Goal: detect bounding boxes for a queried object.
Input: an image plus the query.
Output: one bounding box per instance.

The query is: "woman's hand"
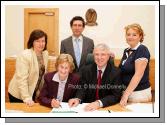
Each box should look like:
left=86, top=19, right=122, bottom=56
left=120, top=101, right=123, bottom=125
left=51, top=99, right=61, bottom=108
left=25, top=100, right=34, bottom=107
left=120, top=92, right=129, bottom=107
left=68, top=98, right=80, bottom=107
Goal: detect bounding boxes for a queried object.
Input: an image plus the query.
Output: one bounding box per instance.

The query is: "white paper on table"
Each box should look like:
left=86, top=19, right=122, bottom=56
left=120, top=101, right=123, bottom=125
left=51, top=102, right=108, bottom=113
left=126, top=103, right=153, bottom=113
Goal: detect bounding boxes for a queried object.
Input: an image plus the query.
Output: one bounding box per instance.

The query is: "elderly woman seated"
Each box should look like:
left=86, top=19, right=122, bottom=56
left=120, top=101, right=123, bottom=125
left=38, top=54, right=80, bottom=108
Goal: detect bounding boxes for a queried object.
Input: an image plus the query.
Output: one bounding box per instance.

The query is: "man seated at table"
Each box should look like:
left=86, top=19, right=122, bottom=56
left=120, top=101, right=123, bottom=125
left=68, top=43, right=122, bottom=111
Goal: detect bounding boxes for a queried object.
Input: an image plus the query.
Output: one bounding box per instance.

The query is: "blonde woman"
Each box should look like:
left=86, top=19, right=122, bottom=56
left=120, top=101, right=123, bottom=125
left=39, top=54, right=80, bottom=108
left=8, top=29, right=48, bottom=106
left=119, top=23, right=152, bottom=106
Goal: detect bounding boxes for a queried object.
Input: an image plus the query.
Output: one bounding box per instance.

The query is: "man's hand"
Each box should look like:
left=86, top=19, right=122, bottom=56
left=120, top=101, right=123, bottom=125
left=84, top=101, right=100, bottom=112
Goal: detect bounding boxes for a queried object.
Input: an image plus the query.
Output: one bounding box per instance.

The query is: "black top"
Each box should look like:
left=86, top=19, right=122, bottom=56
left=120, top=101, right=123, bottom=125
left=119, top=44, right=150, bottom=91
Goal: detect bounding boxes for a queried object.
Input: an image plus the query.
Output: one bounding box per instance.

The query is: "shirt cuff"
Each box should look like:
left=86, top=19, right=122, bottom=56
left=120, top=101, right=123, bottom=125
left=97, top=100, right=103, bottom=107
left=74, top=98, right=82, bottom=104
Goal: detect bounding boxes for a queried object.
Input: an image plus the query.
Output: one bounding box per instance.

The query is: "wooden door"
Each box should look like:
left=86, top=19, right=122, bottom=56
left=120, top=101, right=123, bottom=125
left=24, top=8, right=59, bottom=56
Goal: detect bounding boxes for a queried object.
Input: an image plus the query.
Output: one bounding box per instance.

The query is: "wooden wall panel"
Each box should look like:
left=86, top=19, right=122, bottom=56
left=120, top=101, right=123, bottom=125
left=5, top=58, right=16, bottom=102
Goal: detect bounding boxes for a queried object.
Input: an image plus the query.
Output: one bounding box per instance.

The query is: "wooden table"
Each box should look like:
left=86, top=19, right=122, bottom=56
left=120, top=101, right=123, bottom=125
left=5, top=103, right=130, bottom=113
left=6, top=103, right=52, bottom=113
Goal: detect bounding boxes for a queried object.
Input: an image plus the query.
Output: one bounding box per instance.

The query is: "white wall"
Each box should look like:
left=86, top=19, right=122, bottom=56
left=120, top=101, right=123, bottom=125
left=5, top=5, right=155, bottom=59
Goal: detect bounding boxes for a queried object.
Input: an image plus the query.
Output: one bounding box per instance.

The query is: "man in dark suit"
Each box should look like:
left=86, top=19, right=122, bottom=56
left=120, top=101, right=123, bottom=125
left=68, top=44, right=122, bottom=111
left=60, top=16, right=94, bottom=74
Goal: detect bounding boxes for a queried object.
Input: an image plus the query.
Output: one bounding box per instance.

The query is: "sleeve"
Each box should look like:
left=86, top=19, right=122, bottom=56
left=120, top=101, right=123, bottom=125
left=100, top=69, right=122, bottom=107
left=90, top=39, right=94, bottom=53
left=134, top=46, right=150, bottom=62
left=69, top=75, right=80, bottom=99
left=15, top=54, right=32, bottom=102
left=74, top=69, right=87, bottom=101
left=38, top=74, right=52, bottom=107
left=43, top=50, right=49, bottom=73
left=60, top=41, right=65, bottom=54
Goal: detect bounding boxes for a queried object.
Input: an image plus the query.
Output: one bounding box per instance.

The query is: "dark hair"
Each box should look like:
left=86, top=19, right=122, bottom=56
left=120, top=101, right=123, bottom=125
left=27, top=29, right=47, bottom=50
left=70, top=16, right=85, bottom=28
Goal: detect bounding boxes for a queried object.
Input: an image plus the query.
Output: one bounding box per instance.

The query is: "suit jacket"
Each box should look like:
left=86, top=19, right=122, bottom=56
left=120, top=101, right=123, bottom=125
left=75, top=60, right=122, bottom=107
left=60, top=35, right=94, bottom=73
left=8, top=49, right=48, bottom=102
left=39, top=71, right=80, bottom=107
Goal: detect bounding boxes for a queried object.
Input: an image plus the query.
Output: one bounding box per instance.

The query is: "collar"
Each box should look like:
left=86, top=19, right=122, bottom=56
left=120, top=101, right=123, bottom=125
left=52, top=72, right=68, bottom=84
left=97, top=64, right=107, bottom=74
left=72, top=35, right=83, bottom=42
left=128, top=42, right=141, bottom=50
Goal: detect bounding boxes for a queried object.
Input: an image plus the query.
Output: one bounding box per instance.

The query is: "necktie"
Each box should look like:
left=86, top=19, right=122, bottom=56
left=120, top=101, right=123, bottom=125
left=74, top=38, right=81, bottom=67
left=126, top=48, right=135, bottom=55
left=96, top=70, right=102, bottom=100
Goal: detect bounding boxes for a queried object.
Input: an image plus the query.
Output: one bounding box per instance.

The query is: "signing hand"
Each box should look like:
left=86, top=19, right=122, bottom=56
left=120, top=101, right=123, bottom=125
left=51, top=99, right=61, bottom=108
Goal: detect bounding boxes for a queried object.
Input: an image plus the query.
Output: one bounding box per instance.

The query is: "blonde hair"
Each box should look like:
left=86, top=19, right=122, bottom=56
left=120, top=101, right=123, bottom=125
left=124, top=23, right=145, bottom=42
left=55, top=54, right=75, bottom=73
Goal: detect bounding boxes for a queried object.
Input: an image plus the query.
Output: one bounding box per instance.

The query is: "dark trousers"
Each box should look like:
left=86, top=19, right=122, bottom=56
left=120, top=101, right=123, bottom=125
left=8, top=93, right=23, bottom=103
left=8, top=92, right=37, bottom=102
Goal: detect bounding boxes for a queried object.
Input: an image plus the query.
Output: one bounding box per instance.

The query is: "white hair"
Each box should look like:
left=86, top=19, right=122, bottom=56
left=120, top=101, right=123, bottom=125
left=93, top=43, right=111, bottom=54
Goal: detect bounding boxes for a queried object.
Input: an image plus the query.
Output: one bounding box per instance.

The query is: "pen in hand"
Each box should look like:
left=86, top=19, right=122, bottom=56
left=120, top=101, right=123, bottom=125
left=55, top=98, right=62, bottom=108
left=52, top=96, right=62, bottom=108
left=58, top=103, right=62, bottom=108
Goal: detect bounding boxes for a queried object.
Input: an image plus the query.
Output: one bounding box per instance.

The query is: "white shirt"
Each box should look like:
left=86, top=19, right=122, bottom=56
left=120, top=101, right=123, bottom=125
left=52, top=72, right=68, bottom=102
left=97, top=65, right=107, bottom=78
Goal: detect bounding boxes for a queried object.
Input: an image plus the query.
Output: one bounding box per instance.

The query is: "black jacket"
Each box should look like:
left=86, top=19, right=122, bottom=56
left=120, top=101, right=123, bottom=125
left=75, top=60, right=122, bottom=107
